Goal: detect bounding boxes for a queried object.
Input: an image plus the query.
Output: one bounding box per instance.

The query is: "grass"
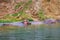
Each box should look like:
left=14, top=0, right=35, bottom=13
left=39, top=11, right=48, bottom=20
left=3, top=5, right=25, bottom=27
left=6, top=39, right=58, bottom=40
left=0, top=19, right=12, bottom=23
left=0, top=0, right=33, bottom=23
left=38, top=10, right=46, bottom=20
left=0, top=0, right=46, bottom=23
left=23, top=0, right=32, bottom=10
left=14, top=0, right=32, bottom=10
left=0, top=10, right=33, bottom=23
left=0, top=18, right=22, bottom=23
left=15, top=2, right=24, bottom=10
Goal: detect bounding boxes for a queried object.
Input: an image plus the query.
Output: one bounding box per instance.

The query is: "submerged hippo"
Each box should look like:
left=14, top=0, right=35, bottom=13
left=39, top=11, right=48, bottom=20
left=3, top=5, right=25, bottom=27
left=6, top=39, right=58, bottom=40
left=22, top=20, right=31, bottom=25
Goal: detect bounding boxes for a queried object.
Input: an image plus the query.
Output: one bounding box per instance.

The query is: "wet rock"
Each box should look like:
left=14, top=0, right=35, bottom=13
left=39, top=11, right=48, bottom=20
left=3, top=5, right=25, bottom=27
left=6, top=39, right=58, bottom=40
left=44, top=19, right=56, bottom=24
left=10, top=22, right=24, bottom=26
left=2, top=24, right=14, bottom=26
left=31, top=21, right=43, bottom=25
left=56, top=19, right=60, bottom=23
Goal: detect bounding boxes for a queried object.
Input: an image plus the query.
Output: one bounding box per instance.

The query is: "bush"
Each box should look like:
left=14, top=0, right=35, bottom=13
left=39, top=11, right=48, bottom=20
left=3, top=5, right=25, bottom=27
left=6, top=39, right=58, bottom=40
left=38, top=11, right=46, bottom=20
left=28, top=18, right=33, bottom=21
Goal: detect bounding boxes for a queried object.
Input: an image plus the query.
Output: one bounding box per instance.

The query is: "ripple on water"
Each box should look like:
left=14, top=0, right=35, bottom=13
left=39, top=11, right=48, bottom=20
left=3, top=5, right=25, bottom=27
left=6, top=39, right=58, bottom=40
left=0, top=24, right=60, bottom=40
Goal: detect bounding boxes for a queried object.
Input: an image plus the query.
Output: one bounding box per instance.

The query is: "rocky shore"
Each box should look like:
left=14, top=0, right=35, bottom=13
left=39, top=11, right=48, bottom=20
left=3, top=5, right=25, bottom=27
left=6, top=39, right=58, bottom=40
left=0, top=19, right=60, bottom=27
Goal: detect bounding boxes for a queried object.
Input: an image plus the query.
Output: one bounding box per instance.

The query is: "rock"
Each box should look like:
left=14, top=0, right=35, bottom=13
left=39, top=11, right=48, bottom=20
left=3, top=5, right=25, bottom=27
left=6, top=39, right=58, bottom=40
left=56, top=19, right=60, bottom=23
left=31, top=21, right=43, bottom=25
left=44, top=19, right=56, bottom=24
left=2, top=24, right=13, bottom=26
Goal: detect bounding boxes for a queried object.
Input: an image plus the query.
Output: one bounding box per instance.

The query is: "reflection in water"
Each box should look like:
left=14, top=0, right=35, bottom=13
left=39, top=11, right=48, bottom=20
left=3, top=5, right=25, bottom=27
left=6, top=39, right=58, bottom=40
left=0, top=24, right=60, bottom=40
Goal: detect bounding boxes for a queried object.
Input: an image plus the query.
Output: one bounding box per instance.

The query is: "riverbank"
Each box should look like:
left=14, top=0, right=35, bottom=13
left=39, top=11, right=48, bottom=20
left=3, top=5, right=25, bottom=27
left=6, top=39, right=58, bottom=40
left=0, top=21, right=43, bottom=27
left=0, top=19, right=60, bottom=27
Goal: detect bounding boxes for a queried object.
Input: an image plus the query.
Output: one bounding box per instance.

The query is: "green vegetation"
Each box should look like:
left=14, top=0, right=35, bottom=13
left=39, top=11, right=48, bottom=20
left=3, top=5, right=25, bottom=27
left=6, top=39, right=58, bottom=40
left=10, top=0, right=33, bottom=22
left=28, top=18, right=33, bottom=21
left=23, top=0, right=32, bottom=10
left=12, top=13, right=18, bottom=16
left=0, top=10, right=33, bottom=23
left=0, top=0, right=46, bottom=23
left=14, top=0, right=32, bottom=10
left=15, top=2, right=24, bottom=10
left=0, top=19, right=22, bottom=23
left=38, top=10, right=46, bottom=20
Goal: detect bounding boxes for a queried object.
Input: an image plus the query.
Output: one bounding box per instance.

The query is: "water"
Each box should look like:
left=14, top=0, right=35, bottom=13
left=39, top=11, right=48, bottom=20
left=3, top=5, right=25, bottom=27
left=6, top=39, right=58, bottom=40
left=0, top=21, right=43, bottom=26
left=0, top=24, right=60, bottom=40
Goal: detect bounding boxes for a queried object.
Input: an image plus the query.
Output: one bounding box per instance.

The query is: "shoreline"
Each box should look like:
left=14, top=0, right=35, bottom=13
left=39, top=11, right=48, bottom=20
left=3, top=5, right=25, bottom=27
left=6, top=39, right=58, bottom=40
left=0, top=19, right=60, bottom=27
left=0, top=21, right=44, bottom=27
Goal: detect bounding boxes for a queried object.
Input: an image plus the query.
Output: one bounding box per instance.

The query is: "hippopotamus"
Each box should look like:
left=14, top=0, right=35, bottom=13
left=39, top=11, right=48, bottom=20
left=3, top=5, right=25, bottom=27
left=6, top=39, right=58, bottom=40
left=22, top=20, right=31, bottom=25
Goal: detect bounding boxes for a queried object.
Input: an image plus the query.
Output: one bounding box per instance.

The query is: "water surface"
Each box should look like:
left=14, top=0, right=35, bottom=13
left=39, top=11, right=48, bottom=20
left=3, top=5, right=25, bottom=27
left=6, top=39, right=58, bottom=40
left=0, top=23, right=60, bottom=40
